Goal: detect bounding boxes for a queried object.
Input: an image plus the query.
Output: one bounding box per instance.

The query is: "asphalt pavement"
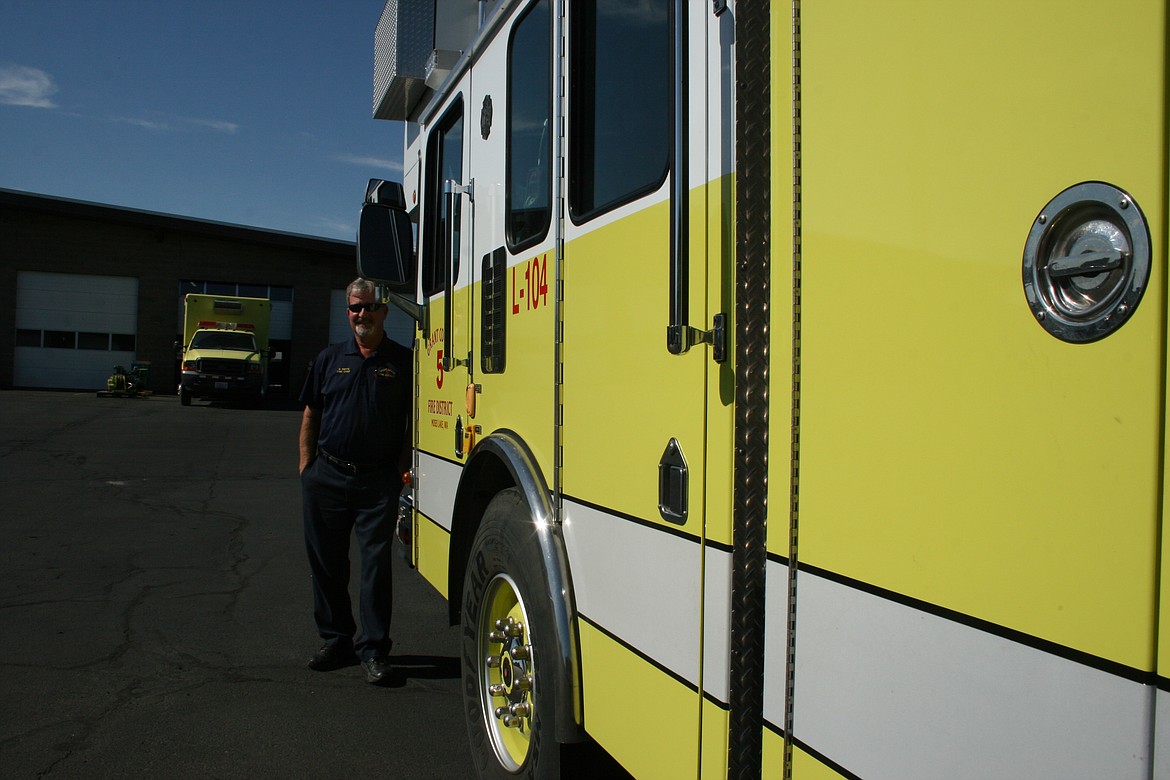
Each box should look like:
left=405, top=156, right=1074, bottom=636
left=0, top=389, right=475, bottom=778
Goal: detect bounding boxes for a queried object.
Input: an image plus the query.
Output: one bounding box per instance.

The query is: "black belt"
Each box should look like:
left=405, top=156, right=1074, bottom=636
left=317, top=449, right=392, bottom=476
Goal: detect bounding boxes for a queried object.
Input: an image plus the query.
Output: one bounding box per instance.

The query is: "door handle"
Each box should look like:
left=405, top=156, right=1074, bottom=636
left=658, top=438, right=688, bottom=525
left=443, top=179, right=472, bottom=371
left=666, top=0, right=725, bottom=363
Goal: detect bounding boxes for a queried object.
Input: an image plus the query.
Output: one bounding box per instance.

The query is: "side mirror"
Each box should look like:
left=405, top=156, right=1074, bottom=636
left=357, top=179, right=416, bottom=295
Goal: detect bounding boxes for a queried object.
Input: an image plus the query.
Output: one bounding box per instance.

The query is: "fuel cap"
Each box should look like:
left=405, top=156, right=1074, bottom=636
left=1022, top=181, right=1150, bottom=343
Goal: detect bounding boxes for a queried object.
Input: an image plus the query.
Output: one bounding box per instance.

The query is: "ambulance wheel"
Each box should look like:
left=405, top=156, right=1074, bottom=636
left=462, top=488, right=560, bottom=779
left=179, top=386, right=191, bottom=406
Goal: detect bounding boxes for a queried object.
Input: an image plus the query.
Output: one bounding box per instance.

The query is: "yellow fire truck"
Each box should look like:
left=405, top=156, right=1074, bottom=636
left=357, top=1, right=1168, bottom=777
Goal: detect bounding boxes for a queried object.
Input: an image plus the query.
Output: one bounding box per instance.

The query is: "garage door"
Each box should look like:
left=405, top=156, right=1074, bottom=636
left=15, top=271, right=138, bottom=390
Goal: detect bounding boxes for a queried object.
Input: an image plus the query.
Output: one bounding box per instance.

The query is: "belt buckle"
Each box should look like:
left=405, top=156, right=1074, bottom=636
left=321, top=449, right=357, bottom=475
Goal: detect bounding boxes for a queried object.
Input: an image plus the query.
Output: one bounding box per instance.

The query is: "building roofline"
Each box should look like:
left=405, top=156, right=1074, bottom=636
left=0, top=188, right=355, bottom=254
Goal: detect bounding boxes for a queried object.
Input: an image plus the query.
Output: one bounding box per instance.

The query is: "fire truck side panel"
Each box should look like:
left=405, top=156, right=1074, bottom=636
left=576, top=621, right=698, bottom=778
left=1159, top=55, right=1170, bottom=775
left=415, top=511, right=451, bottom=599
left=698, top=9, right=740, bottom=777
left=790, top=746, right=849, bottom=780
left=699, top=696, right=730, bottom=780
left=415, top=451, right=462, bottom=594
left=565, top=499, right=702, bottom=777
left=787, top=1, right=1166, bottom=777
left=414, top=77, right=474, bottom=471
left=558, top=0, right=717, bottom=772
left=560, top=196, right=708, bottom=773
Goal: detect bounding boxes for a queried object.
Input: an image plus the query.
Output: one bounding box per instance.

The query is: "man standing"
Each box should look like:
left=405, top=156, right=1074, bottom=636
left=298, top=278, right=412, bottom=685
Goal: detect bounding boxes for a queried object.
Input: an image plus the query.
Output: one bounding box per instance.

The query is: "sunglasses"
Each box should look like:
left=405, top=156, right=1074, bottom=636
left=347, top=301, right=385, bottom=314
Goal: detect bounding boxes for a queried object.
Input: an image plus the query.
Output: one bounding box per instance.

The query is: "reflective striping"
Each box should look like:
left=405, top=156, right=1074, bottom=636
left=416, top=451, right=462, bottom=531
left=701, top=544, right=733, bottom=702
left=561, top=500, right=740, bottom=705
left=1156, top=690, right=1170, bottom=779
left=562, top=498, right=702, bottom=687
left=778, top=563, right=1151, bottom=779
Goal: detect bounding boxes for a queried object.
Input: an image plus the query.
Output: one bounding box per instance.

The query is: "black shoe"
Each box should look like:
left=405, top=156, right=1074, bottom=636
left=307, top=643, right=358, bottom=671
left=361, top=656, right=392, bottom=685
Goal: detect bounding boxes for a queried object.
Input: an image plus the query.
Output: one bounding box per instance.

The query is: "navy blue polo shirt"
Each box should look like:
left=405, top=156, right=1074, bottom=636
left=299, top=336, right=412, bottom=466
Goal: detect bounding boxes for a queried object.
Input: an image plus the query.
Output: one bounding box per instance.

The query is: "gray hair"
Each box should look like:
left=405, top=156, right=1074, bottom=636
left=346, top=278, right=377, bottom=298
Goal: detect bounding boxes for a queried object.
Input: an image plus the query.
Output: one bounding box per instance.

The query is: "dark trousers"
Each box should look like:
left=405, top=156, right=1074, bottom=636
left=301, top=457, right=395, bottom=660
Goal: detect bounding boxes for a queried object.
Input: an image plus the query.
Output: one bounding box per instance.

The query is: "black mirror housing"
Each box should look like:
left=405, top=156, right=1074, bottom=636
left=357, top=180, right=416, bottom=295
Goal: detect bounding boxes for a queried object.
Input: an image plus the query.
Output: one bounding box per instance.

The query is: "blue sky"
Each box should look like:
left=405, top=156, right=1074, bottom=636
left=0, top=0, right=404, bottom=241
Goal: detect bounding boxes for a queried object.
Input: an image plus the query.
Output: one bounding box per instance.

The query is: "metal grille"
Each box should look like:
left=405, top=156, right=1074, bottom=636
left=481, top=248, right=507, bottom=374
left=198, top=359, right=247, bottom=377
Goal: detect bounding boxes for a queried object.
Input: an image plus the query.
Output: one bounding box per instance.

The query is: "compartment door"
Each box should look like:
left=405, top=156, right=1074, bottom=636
left=794, top=2, right=1165, bottom=778
left=559, top=1, right=711, bottom=777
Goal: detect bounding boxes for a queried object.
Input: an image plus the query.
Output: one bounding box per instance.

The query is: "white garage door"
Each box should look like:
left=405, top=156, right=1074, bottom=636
left=15, top=271, right=138, bottom=390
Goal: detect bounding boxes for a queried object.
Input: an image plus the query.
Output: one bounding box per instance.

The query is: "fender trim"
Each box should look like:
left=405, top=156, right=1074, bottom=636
left=458, top=429, right=584, bottom=742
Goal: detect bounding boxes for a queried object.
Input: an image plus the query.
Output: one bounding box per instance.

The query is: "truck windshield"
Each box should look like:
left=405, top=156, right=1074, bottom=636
left=191, top=331, right=257, bottom=352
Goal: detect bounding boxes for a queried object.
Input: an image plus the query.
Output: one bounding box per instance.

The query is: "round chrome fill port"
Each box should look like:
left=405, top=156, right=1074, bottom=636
left=1022, top=181, right=1150, bottom=343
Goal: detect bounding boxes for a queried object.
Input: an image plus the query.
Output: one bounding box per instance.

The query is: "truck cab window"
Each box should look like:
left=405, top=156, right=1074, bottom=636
left=568, top=0, right=670, bottom=222
left=422, top=101, right=465, bottom=297
left=506, top=0, right=551, bottom=250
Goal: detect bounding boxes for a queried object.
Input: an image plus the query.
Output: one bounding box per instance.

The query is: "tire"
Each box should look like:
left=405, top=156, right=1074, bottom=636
left=462, top=488, right=561, bottom=779
left=179, top=385, right=191, bottom=406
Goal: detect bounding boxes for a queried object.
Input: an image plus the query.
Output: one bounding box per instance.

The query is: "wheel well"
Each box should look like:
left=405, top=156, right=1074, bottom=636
left=446, top=431, right=584, bottom=743
left=448, top=450, right=515, bottom=626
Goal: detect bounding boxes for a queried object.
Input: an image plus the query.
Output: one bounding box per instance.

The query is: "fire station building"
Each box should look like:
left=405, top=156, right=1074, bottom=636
left=0, top=188, right=413, bottom=400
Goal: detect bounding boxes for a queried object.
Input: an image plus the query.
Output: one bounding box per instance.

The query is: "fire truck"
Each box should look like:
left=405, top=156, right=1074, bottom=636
left=357, top=1, right=1168, bottom=777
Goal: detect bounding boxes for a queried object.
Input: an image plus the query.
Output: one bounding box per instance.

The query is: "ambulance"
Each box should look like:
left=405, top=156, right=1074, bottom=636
left=178, top=294, right=270, bottom=406
left=357, top=1, right=1168, bottom=777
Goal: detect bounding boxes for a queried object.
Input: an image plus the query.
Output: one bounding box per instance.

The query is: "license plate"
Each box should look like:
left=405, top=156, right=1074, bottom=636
left=215, top=382, right=229, bottom=390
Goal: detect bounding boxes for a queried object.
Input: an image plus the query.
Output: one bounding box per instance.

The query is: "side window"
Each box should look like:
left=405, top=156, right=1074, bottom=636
left=507, top=0, right=552, bottom=251
left=422, top=100, right=465, bottom=297
left=568, top=0, right=670, bottom=222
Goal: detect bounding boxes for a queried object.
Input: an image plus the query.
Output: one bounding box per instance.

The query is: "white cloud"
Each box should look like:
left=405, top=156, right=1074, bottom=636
left=335, top=153, right=401, bottom=173
left=111, top=113, right=238, bottom=134
left=0, top=64, right=58, bottom=108
left=190, top=118, right=239, bottom=134
left=113, top=115, right=170, bottom=131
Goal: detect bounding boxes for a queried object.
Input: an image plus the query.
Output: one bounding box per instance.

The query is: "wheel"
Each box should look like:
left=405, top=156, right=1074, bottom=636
left=179, top=385, right=191, bottom=406
left=463, top=488, right=560, bottom=778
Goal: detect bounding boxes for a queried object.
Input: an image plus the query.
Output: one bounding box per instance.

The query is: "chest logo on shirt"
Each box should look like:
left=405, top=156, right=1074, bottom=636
left=375, top=367, right=397, bottom=379
left=336, top=367, right=351, bottom=374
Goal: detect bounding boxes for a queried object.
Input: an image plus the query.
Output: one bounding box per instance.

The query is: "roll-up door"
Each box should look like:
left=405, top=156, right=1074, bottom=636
left=15, top=271, right=138, bottom=390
